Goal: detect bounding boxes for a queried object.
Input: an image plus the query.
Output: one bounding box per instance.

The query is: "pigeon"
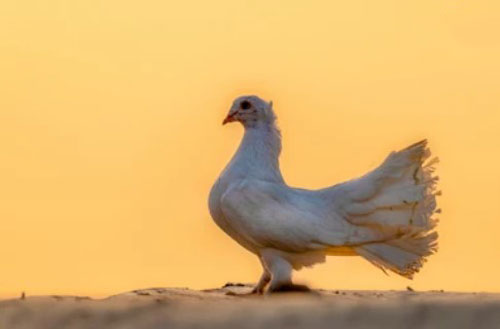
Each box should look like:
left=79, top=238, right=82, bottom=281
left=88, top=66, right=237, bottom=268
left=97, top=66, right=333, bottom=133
left=209, top=95, right=440, bottom=294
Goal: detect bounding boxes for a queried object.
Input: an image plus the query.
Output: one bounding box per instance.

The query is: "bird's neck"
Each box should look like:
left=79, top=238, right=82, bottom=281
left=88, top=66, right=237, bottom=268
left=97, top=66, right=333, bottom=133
left=230, top=122, right=284, bottom=183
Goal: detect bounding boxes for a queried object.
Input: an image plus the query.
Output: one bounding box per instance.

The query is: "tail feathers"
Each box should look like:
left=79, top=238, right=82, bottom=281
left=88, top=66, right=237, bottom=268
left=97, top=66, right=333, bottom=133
left=345, top=139, right=440, bottom=231
left=329, top=139, right=440, bottom=278
left=354, top=231, right=438, bottom=279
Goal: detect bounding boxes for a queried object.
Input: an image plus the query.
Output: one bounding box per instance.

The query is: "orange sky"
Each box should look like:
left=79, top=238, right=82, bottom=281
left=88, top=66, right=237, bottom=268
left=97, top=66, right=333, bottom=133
left=1, top=1, right=499, bottom=298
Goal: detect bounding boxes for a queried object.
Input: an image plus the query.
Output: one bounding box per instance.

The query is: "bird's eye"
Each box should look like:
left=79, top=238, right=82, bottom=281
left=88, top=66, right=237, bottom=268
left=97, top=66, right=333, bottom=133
left=240, top=100, right=251, bottom=110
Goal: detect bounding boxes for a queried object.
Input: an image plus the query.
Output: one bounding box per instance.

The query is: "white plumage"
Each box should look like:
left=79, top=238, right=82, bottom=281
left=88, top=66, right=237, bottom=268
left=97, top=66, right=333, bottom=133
left=209, top=95, right=440, bottom=293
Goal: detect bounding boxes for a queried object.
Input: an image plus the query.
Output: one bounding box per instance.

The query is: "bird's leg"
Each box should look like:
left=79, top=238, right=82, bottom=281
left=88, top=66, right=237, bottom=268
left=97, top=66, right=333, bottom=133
left=224, top=259, right=270, bottom=296
left=251, top=268, right=271, bottom=294
left=261, top=249, right=312, bottom=294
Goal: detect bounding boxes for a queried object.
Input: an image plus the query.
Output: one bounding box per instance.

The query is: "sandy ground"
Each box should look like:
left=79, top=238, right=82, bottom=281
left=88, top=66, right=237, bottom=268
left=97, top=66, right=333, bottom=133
left=1, top=285, right=499, bottom=329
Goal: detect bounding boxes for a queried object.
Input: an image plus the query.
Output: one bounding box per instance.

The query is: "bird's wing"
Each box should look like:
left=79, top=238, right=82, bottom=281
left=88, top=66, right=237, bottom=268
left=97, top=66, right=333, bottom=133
left=220, top=179, right=358, bottom=253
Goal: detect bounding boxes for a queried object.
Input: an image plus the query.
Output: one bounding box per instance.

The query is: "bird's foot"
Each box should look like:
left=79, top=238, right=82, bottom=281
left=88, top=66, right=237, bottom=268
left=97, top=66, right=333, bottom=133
left=250, top=286, right=265, bottom=295
left=225, top=289, right=262, bottom=297
left=222, top=282, right=262, bottom=297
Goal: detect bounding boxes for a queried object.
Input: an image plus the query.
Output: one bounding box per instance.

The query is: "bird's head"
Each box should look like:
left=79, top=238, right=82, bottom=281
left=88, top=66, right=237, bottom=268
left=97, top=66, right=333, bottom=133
left=223, top=95, right=275, bottom=128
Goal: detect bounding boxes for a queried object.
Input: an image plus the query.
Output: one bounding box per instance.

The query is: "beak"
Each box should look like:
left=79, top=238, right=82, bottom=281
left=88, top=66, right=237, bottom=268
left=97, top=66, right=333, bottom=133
left=222, top=113, right=235, bottom=125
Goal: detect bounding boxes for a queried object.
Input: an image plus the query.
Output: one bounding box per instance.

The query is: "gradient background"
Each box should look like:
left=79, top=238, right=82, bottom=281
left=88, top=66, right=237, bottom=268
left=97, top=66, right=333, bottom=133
left=1, top=1, right=499, bottom=298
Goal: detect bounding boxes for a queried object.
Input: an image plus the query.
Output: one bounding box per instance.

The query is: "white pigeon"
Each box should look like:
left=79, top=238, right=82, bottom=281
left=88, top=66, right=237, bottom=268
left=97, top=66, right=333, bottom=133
left=209, top=95, right=440, bottom=294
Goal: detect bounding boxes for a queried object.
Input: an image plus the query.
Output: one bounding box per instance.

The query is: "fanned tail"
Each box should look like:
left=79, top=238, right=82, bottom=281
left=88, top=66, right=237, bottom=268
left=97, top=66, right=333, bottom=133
left=348, top=140, right=440, bottom=278
left=355, top=231, right=438, bottom=279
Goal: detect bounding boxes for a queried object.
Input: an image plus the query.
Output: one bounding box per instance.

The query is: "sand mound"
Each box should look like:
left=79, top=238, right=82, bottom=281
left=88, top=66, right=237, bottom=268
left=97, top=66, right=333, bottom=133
left=1, top=285, right=499, bottom=329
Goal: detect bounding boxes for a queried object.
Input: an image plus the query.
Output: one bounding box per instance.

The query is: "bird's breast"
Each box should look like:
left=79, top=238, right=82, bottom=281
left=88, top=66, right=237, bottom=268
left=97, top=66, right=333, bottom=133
left=208, top=176, right=259, bottom=253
